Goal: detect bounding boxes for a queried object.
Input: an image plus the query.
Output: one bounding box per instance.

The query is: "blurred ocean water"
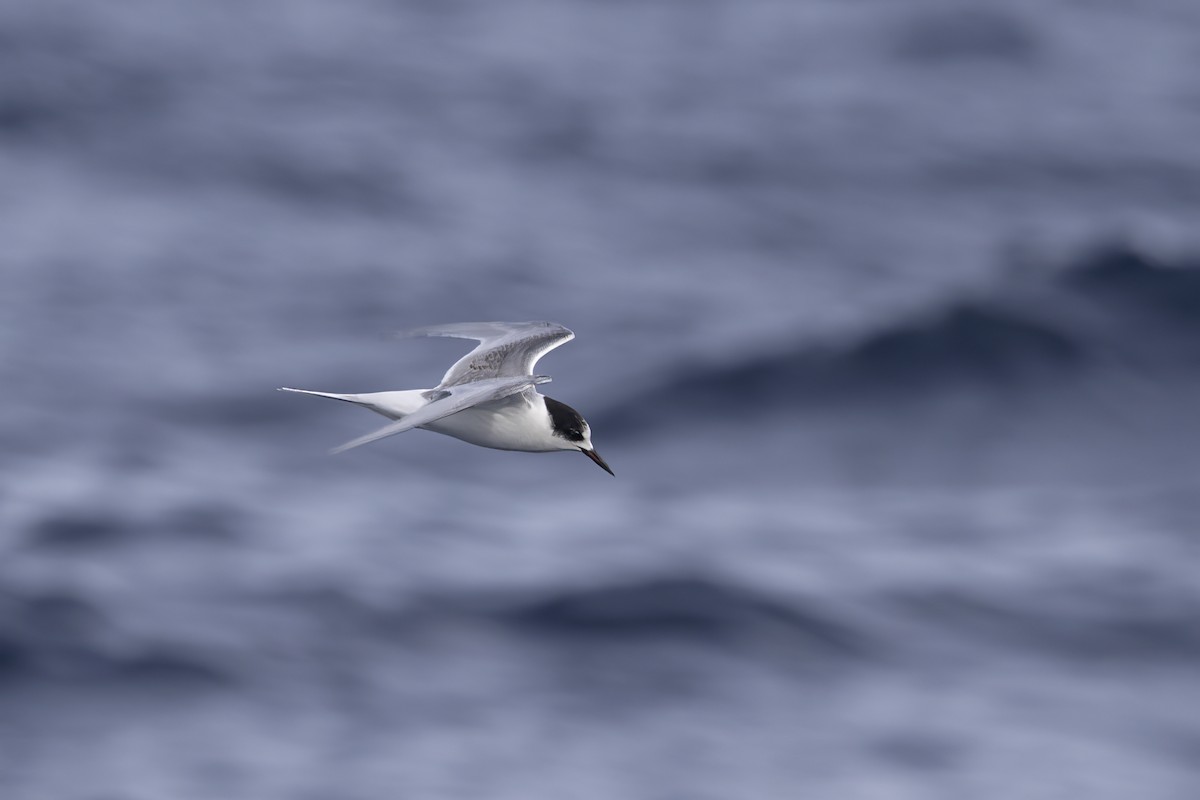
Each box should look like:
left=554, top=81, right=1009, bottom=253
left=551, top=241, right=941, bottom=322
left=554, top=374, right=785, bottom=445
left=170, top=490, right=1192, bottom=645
left=3, top=1, right=1200, bottom=798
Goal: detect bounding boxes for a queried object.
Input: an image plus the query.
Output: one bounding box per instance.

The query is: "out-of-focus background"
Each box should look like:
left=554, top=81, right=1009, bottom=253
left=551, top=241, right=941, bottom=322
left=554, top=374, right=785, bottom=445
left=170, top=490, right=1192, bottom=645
left=3, top=1, right=1200, bottom=798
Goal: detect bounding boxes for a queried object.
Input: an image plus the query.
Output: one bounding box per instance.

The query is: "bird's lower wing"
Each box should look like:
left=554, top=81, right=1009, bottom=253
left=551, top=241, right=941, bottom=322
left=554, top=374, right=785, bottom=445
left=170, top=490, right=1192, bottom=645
left=329, top=375, right=550, bottom=454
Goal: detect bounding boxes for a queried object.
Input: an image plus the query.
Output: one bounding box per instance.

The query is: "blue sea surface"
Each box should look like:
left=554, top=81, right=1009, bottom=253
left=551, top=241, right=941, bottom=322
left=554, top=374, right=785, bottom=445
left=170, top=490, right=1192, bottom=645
left=3, top=1, right=1200, bottom=798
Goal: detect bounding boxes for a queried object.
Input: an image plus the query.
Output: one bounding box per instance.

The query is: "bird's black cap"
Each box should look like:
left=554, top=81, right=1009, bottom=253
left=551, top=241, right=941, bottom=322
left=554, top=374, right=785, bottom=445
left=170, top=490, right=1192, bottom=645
left=544, top=396, right=587, bottom=443
left=545, top=396, right=613, bottom=475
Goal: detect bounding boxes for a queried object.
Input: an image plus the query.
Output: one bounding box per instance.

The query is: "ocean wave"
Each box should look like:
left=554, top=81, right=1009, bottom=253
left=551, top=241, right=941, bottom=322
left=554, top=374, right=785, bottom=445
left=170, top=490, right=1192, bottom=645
left=827, top=303, right=1082, bottom=388
left=491, top=575, right=872, bottom=657
left=892, top=585, right=1200, bottom=661
left=0, top=587, right=231, bottom=687
left=601, top=304, right=1082, bottom=432
left=0, top=18, right=174, bottom=143
left=24, top=512, right=133, bottom=550
left=601, top=243, right=1200, bottom=432
left=253, top=574, right=873, bottom=658
left=1057, top=243, right=1200, bottom=321
left=23, top=503, right=244, bottom=552
left=889, top=7, right=1040, bottom=65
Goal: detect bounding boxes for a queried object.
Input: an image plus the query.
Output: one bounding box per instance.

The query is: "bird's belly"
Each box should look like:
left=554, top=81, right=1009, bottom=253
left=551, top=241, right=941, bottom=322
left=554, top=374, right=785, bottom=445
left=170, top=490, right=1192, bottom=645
left=421, top=406, right=549, bottom=452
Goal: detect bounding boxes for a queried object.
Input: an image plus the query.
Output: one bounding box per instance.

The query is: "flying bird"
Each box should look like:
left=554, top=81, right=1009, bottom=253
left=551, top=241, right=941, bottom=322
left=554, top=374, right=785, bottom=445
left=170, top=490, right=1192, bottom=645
left=279, top=321, right=613, bottom=475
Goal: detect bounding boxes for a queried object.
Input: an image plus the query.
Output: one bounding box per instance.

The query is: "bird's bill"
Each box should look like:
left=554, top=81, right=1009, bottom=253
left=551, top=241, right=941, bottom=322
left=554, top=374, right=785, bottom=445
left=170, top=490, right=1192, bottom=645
left=581, top=447, right=615, bottom=476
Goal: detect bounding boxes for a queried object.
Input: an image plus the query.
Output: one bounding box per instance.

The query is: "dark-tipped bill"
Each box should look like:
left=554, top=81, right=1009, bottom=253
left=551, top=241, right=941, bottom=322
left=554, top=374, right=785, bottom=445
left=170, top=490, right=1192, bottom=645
left=581, top=447, right=615, bottom=476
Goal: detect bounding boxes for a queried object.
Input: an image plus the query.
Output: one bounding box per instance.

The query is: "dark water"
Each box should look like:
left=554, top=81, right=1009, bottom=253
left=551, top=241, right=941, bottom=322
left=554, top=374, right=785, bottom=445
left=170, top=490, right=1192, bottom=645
left=3, top=1, right=1200, bottom=798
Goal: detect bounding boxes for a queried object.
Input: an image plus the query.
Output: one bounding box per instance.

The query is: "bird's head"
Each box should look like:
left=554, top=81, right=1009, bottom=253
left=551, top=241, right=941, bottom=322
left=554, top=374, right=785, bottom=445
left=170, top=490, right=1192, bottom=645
left=543, top=396, right=614, bottom=476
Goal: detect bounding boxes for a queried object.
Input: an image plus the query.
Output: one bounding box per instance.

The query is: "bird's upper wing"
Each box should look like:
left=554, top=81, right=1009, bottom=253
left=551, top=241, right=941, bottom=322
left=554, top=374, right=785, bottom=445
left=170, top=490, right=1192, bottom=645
left=329, top=375, right=550, bottom=454
left=403, top=321, right=575, bottom=387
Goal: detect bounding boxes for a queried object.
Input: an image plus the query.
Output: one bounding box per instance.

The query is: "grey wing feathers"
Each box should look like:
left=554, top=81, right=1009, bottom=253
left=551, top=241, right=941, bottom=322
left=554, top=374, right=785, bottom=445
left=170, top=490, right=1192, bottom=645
left=402, top=321, right=575, bottom=387
left=405, top=321, right=553, bottom=341
left=330, top=375, right=550, bottom=454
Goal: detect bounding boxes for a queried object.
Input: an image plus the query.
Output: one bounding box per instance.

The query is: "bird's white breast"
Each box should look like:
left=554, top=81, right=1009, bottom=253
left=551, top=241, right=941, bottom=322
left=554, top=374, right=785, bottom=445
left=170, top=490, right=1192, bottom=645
left=421, top=393, right=558, bottom=452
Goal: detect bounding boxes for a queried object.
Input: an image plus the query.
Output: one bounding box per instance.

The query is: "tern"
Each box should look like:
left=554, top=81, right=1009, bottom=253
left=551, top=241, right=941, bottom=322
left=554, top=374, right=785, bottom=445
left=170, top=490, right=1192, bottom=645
left=279, top=321, right=614, bottom=475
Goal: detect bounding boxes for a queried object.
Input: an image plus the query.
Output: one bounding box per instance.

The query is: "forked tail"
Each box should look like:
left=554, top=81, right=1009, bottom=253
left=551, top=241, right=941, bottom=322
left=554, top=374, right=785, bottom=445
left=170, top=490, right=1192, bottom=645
left=278, top=386, right=430, bottom=423
left=277, top=387, right=360, bottom=403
